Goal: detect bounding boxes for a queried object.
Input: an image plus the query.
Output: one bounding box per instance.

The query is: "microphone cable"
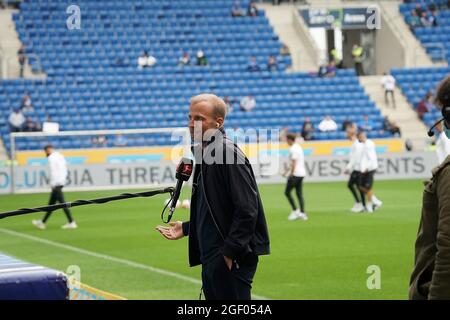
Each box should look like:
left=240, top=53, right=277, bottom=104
left=0, top=188, right=174, bottom=221
left=160, top=193, right=175, bottom=224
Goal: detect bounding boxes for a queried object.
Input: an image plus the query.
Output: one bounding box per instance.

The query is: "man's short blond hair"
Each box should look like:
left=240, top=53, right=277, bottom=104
left=190, top=93, right=227, bottom=120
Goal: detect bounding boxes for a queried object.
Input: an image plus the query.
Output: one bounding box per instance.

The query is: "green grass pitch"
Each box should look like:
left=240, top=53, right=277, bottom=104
left=0, top=179, right=423, bottom=299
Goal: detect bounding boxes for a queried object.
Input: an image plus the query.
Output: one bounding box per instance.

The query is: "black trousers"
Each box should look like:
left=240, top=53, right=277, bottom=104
left=201, top=253, right=258, bottom=300
left=355, top=62, right=364, bottom=76
left=285, top=176, right=305, bottom=212
left=42, top=186, right=73, bottom=223
left=348, top=171, right=365, bottom=205
left=384, top=90, right=396, bottom=108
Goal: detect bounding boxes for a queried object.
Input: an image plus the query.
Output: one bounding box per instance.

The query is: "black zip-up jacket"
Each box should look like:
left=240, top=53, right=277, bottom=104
left=182, top=129, right=270, bottom=267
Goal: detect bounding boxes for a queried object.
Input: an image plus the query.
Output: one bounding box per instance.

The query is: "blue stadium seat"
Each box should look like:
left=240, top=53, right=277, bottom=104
left=0, top=0, right=395, bottom=151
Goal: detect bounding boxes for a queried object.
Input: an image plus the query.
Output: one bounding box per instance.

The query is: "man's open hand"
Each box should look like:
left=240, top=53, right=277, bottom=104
left=155, top=221, right=184, bottom=240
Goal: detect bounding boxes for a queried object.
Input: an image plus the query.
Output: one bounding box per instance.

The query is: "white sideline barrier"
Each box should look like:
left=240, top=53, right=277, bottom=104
left=0, top=151, right=439, bottom=194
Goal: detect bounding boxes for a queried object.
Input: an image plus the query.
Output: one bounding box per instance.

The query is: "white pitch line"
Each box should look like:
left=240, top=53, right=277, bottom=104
left=0, top=228, right=269, bottom=300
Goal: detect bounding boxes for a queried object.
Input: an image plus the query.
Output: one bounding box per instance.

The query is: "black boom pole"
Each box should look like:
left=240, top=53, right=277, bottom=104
left=0, top=187, right=174, bottom=220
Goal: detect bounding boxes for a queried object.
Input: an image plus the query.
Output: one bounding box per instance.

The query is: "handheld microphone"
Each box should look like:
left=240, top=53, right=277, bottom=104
left=167, top=157, right=193, bottom=222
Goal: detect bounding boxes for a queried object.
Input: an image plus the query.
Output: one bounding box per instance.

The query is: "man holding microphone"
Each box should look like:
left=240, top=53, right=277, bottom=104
left=156, top=94, right=270, bottom=300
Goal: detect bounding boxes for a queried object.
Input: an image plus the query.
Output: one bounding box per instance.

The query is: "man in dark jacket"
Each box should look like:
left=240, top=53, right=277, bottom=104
left=156, top=94, right=270, bottom=300
left=409, top=76, right=450, bottom=299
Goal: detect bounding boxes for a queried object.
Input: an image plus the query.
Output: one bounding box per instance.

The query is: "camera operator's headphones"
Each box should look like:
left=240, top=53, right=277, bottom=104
left=427, top=92, right=450, bottom=137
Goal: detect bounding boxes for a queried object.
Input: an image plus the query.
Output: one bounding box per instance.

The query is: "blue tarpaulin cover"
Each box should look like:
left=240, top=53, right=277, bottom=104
left=0, top=252, right=68, bottom=300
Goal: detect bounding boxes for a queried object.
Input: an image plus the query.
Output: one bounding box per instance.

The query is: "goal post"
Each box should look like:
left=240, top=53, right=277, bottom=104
left=7, top=127, right=191, bottom=194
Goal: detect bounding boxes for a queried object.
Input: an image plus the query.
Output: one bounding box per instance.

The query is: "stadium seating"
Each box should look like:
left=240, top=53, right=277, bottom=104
left=399, top=0, right=449, bottom=62
left=391, top=66, right=449, bottom=128
left=0, top=0, right=391, bottom=151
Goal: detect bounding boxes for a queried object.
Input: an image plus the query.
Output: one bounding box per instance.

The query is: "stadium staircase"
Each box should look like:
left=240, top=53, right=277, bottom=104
left=359, top=75, right=428, bottom=150
left=399, top=0, right=449, bottom=65
left=392, top=66, right=450, bottom=131
left=380, top=0, right=436, bottom=68
left=0, top=8, right=43, bottom=79
left=257, top=3, right=319, bottom=72
left=388, top=1, right=450, bottom=145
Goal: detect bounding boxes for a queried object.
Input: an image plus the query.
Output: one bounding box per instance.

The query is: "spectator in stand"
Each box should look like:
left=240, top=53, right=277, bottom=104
left=318, top=115, right=338, bottom=132
left=416, top=97, right=430, bottom=120
left=407, top=10, right=422, bottom=30
left=247, top=56, right=260, bottom=72
left=247, top=1, right=258, bottom=17
left=137, top=51, right=147, bottom=69
left=231, top=0, right=245, bottom=17
left=114, top=134, right=127, bottom=147
left=325, top=60, right=337, bottom=77
left=383, top=117, right=401, bottom=137
left=23, top=117, right=41, bottom=132
left=358, top=115, right=375, bottom=132
left=196, top=50, right=208, bottom=66
left=420, top=12, right=433, bottom=27
left=415, top=4, right=425, bottom=17
left=137, top=51, right=157, bottom=69
left=224, top=96, right=235, bottom=113
left=18, top=45, right=26, bottom=78
left=267, top=55, right=278, bottom=72
left=92, top=135, right=108, bottom=148
left=240, top=95, right=256, bottom=112
left=35, top=119, right=42, bottom=131
left=8, top=108, right=26, bottom=132
left=21, top=92, right=32, bottom=108
left=317, top=63, right=328, bottom=77
left=381, top=72, right=396, bottom=108
left=21, top=93, right=35, bottom=116
left=301, top=117, right=314, bottom=141
left=179, top=52, right=191, bottom=66
left=429, top=10, right=438, bottom=27
left=280, top=43, right=291, bottom=57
